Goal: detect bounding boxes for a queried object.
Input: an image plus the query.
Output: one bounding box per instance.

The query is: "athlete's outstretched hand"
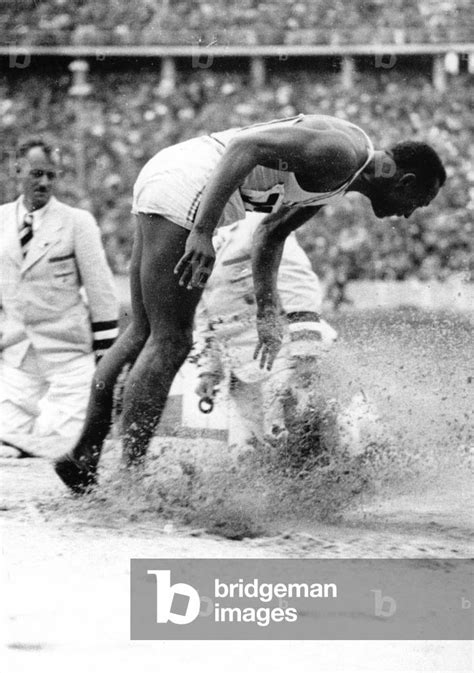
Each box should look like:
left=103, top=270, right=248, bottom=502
left=174, top=230, right=215, bottom=290
left=254, top=307, right=284, bottom=371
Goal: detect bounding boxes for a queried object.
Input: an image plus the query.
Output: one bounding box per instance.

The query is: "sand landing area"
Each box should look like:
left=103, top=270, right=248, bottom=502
left=1, top=451, right=473, bottom=673
left=1, top=309, right=473, bottom=671
left=1, top=444, right=473, bottom=558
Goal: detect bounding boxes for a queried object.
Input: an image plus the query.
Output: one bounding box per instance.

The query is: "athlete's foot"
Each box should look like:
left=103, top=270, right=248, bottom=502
left=54, top=453, right=98, bottom=495
left=122, top=455, right=147, bottom=471
left=122, top=443, right=148, bottom=469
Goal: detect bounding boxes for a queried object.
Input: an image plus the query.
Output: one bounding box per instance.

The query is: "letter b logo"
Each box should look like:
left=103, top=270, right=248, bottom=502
left=148, top=570, right=201, bottom=624
left=371, top=589, right=397, bottom=618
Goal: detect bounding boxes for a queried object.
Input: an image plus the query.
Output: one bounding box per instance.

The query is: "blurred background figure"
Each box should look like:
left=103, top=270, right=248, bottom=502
left=194, top=213, right=337, bottom=454
left=0, top=139, right=119, bottom=456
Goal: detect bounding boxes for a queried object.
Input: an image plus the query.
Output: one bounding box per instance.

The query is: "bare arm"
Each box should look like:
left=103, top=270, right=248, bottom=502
left=195, top=127, right=352, bottom=231
left=174, top=124, right=357, bottom=289
left=252, top=205, right=322, bottom=369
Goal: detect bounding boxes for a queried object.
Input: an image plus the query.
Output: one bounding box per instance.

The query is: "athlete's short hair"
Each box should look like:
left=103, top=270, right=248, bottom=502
left=391, top=141, right=446, bottom=190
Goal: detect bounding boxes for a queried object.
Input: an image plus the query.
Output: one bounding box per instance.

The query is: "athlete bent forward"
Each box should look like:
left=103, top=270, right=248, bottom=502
left=54, top=114, right=445, bottom=493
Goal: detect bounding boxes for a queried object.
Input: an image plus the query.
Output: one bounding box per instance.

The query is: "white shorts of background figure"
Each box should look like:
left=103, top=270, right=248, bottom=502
left=222, top=323, right=337, bottom=454
left=193, top=212, right=337, bottom=454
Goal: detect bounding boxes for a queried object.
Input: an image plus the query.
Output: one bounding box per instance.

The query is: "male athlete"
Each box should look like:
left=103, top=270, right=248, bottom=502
left=55, top=113, right=446, bottom=493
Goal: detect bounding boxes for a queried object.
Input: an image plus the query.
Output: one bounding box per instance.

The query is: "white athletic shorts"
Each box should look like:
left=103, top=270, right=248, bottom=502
left=131, top=135, right=246, bottom=230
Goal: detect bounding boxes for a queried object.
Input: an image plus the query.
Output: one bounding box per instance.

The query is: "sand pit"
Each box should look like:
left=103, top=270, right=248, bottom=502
left=1, top=308, right=473, bottom=671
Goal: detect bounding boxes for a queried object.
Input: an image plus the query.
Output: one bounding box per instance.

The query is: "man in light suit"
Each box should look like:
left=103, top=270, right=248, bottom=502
left=194, top=213, right=337, bottom=452
left=0, top=139, right=119, bottom=452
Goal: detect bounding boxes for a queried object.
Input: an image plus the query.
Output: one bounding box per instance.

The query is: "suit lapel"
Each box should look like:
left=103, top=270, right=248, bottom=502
left=21, top=197, right=63, bottom=274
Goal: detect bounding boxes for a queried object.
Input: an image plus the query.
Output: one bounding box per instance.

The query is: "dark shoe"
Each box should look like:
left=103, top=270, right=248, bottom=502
left=54, top=453, right=97, bottom=495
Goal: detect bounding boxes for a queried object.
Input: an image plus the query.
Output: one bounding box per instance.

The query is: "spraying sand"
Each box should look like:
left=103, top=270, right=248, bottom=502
left=1, top=308, right=473, bottom=671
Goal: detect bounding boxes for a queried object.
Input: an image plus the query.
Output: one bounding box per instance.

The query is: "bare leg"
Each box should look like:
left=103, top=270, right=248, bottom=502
left=54, top=222, right=150, bottom=492
left=120, top=214, right=203, bottom=465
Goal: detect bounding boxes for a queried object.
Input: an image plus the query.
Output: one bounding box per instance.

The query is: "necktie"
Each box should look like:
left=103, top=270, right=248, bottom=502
left=19, top=212, right=34, bottom=257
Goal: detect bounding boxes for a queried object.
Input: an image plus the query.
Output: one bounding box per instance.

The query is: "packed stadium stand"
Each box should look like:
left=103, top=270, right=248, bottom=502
left=0, top=1, right=472, bottom=286
left=1, top=0, right=472, bottom=45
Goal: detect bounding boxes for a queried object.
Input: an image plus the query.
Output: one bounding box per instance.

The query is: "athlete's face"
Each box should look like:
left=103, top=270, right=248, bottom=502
left=371, top=176, right=440, bottom=219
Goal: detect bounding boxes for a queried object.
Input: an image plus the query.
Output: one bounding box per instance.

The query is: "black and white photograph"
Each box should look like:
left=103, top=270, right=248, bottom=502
left=0, top=1, right=472, bottom=671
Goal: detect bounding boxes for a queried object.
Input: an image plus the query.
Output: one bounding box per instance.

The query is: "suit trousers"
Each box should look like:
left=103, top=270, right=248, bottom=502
left=0, top=345, right=95, bottom=440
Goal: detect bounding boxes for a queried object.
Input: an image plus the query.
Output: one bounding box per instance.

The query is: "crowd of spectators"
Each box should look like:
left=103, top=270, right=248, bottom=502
left=0, top=0, right=471, bottom=46
left=0, top=65, right=472, bottom=286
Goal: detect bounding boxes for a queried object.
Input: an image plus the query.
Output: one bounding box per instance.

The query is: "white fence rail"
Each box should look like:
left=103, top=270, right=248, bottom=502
left=345, top=278, right=473, bottom=312
left=115, top=276, right=474, bottom=313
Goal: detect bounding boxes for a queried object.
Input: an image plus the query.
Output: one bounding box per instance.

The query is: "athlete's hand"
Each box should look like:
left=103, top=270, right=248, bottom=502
left=254, top=308, right=284, bottom=371
left=174, top=230, right=215, bottom=290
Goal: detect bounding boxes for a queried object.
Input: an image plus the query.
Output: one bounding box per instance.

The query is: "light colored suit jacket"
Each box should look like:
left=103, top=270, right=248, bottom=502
left=194, top=214, right=335, bottom=383
left=0, top=196, right=119, bottom=366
